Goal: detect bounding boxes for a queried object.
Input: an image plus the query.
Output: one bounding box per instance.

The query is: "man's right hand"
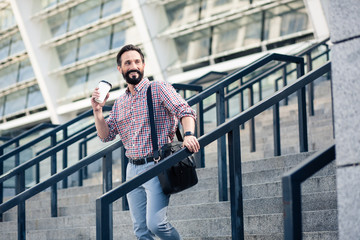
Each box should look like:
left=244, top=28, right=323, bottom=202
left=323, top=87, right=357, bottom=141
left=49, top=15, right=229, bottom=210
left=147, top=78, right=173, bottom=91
left=91, top=87, right=109, bottom=112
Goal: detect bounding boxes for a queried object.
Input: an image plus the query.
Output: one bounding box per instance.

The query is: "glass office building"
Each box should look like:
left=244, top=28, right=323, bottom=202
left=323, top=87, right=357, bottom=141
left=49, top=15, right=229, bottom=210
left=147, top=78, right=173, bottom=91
left=0, top=0, right=328, bottom=137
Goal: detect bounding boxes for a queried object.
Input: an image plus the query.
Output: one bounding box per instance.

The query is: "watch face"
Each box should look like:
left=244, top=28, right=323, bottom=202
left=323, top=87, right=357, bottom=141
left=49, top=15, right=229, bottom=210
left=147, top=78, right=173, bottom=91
left=185, top=131, right=194, bottom=136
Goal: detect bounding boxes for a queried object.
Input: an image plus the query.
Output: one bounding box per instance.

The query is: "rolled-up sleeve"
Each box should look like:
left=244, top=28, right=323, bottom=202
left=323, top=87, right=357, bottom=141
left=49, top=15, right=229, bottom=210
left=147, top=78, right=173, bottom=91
left=157, top=81, right=196, bottom=121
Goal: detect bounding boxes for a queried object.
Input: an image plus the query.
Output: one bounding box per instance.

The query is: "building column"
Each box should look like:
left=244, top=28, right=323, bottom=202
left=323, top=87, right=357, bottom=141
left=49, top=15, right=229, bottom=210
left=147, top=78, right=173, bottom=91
left=303, top=0, right=329, bottom=39
left=10, top=0, right=71, bottom=124
left=327, top=0, right=360, bottom=239
left=130, top=0, right=179, bottom=82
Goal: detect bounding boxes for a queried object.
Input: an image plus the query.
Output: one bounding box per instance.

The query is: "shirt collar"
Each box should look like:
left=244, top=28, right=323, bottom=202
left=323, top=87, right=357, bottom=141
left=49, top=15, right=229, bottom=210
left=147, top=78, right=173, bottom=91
left=125, top=78, right=150, bottom=95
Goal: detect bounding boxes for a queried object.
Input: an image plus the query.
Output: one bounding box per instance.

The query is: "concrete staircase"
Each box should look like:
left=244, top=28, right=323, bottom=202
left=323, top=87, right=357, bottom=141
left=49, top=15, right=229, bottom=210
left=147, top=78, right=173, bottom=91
left=0, top=152, right=337, bottom=239
left=0, top=77, right=336, bottom=239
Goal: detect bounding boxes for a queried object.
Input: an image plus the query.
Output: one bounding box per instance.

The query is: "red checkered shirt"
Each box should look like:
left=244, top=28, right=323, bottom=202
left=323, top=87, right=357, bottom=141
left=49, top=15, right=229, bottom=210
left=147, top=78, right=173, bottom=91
left=99, top=78, right=196, bottom=159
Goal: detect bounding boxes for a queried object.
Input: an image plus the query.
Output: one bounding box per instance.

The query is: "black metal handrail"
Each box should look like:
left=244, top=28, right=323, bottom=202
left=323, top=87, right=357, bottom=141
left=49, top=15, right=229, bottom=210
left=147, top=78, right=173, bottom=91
left=0, top=107, right=111, bottom=167
left=96, top=61, right=331, bottom=240
left=282, top=144, right=336, bottom=240
left=0, top=107, right=112, bottom=216
left=0, top=138, right=122, bottom=240
left=0, top=123, right=58, bottom=156
left=185, top=52, right=305, bottom=202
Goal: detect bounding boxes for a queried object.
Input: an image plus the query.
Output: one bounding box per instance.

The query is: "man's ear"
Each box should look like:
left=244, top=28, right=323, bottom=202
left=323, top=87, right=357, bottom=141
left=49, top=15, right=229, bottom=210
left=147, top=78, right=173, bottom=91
left=117, top=65, right=121, bottom=72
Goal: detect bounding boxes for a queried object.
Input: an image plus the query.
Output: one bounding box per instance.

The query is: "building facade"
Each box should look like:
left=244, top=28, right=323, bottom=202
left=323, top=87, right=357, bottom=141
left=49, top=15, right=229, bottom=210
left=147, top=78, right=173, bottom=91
left=0, top=0, right=328, bottom=137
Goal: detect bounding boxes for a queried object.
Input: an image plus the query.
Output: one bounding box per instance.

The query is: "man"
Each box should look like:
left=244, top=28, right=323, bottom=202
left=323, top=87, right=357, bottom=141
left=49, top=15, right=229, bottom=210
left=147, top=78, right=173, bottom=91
left=91, top=44, right=200, bottom=239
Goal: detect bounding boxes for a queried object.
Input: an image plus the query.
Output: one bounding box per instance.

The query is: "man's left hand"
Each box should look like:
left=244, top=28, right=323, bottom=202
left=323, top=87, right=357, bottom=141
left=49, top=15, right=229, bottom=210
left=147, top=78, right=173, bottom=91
left=183, top=135, right=200, bottom=153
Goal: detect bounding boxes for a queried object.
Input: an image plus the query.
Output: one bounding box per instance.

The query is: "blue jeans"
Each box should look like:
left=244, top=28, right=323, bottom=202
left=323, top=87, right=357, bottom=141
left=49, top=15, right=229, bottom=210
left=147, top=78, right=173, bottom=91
left=126, top=161, right=181, bottom=240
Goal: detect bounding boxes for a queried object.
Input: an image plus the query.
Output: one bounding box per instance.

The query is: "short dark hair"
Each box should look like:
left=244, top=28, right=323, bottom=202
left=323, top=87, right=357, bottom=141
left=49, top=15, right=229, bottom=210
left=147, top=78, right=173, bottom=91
left=116, top=44, right=145, bottom=66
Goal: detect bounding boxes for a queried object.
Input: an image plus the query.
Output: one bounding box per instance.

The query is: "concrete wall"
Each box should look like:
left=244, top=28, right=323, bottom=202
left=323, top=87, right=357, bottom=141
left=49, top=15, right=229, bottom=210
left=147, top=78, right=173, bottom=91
left=327, top=0, right=360, bottom=239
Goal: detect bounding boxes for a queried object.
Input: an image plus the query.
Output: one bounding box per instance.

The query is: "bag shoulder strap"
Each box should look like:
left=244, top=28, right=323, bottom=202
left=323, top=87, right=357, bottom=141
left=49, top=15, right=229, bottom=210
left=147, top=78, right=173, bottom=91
left=146, top=83, right=183, bottom=160
left=146, top=84, right=160, bottom=159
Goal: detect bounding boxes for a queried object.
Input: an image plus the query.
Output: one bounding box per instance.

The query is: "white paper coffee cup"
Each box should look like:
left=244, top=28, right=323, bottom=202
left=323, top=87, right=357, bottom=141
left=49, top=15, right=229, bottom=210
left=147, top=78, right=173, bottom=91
left=95, top=80, right=112, bottom=103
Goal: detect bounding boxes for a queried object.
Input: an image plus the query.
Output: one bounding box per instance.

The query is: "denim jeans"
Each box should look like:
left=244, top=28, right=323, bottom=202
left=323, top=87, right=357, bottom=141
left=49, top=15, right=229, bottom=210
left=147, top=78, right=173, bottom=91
left=126, top=161, right=181, bottom=240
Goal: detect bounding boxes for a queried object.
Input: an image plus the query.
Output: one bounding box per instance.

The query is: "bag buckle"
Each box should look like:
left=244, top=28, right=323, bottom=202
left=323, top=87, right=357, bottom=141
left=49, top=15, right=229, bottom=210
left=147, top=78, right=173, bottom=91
left=154, top=156, right=161, bottom=164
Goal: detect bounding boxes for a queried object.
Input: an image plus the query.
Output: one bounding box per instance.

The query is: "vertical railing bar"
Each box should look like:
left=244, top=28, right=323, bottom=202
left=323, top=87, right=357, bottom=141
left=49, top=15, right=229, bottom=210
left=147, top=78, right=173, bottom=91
left=102, top=152, right=113, bottom=240
left=83, top=140, right=88, bottom=178
left=240, top=77, right=245, bottom=129
left=259, top=80, right=263, bottom=101
left=282, top=176, right=302, bottom=240
left=306, top=53, right=315, bottom=116
left=296, top=61, right=308, bottom=152
left=120, top=147, right=129, bottom=211
left=273, top=80, right=281, bottom=156
left=16, top=171, right=26, bottom=240
left=283, top=65, right=288, bottom=105
left=249, top=87, right=255, bottom=152
left=225, top=86, right=230, bottom=118
left=96, top=198, right=111, bottom=240
left=216, top=89, right=228, bottom=202
left=197, top=99, right=205, bottom=168
left=50, top=133, right=57, bottom=217
left=62, top=129, right=68, bottom=188
left=78, top=141, right=84, bottom=187
left=228, top=127, right=244, bottom=240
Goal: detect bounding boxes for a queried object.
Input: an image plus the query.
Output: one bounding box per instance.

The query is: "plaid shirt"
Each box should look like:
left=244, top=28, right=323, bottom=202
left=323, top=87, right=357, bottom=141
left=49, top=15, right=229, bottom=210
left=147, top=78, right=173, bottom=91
left=100, top=78, right=196, bottom=159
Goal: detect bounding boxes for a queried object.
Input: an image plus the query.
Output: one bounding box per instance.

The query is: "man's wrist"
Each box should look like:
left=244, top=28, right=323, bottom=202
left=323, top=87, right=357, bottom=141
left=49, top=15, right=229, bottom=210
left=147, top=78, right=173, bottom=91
left=184, top=131, right=194, bottom=137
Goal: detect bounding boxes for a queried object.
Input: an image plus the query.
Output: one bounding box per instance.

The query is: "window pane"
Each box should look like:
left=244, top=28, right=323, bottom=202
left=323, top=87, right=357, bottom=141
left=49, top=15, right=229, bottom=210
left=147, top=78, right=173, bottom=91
left=102, top=0, right=123, bottom=18
left=47, top=11, right=69, bottom=37
left=40, top=0, right=57, bottom=9
left=78, top=26, right=111, bottom=61
left=175, top=29, right=210, bottom=62
left=56, top=39, right=77, bottom=66
left=0, top=7, right=16, bottom=31
left=68, top=0, right=101, bottom=32
left=280, top=12, right=308, bottom=36
left=0, top=64, right=18, bottom=90
left=27, top=85, right=45, bottom=108
left=165, top=1, right=200, bottom=27
left=213, top=23, right=238, bottom=53
left=9, top=32, right=26, bottom=56
left=0, top=96, right=5, bottom=118
left=112, top=22, right=127, bottom=49
left=0, top=37, right=11, bottom=60
left=18, top=59, right=35, bottom=83
left=4, top=88, right=27, bottom=116
left=244, top=13, right=262, bottom=46
left=64, top=69, right=87, bottom=99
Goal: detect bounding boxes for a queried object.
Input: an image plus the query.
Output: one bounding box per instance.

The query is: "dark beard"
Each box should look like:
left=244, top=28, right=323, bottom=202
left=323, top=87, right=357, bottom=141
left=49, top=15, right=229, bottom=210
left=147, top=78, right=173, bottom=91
left=123, top=69, right=143, bottom=85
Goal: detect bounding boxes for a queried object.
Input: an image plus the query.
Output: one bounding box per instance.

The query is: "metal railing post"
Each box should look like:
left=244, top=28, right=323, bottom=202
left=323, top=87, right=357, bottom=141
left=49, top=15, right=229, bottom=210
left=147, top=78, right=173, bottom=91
left=216, top=88, right=228, bottom=202
left=240, top=77, right=245, bottom=129
left=228, top=127, right=244, bottom=240
left=78, top=141, right=84, bottom=186
left=273, top=80, right=281, bottom=156
left=120, top=147, right=129, bottom=211
left=62, top=129, right=68, bottom=188
left=16, top=171, right=26, bottom=240
left=296, top=60, right=308, bottom=152
left=50, top=133, right=57, bottom=217
left=282, top=176, right=302, bottom=240
left=248, top=86, right=255, bottom=152
left=283, top=66, right=288, bottom=105
left=198, top=100, right=205, bottom=168
left=101, top=153, right=113, bottom=240
left=96, top=198, right=111, bottom=240
left=306, top=53, right=315, bottom=116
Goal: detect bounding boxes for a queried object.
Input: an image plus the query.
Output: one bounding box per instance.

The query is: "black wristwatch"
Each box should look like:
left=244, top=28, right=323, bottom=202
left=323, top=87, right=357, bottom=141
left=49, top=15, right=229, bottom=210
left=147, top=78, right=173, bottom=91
left=184, top=131, right=194, bottom=137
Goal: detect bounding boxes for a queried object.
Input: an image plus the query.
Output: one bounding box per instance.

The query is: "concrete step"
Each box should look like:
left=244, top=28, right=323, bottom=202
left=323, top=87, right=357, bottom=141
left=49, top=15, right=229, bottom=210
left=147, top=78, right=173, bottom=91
left=0, top=208, right=337, bottom=239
